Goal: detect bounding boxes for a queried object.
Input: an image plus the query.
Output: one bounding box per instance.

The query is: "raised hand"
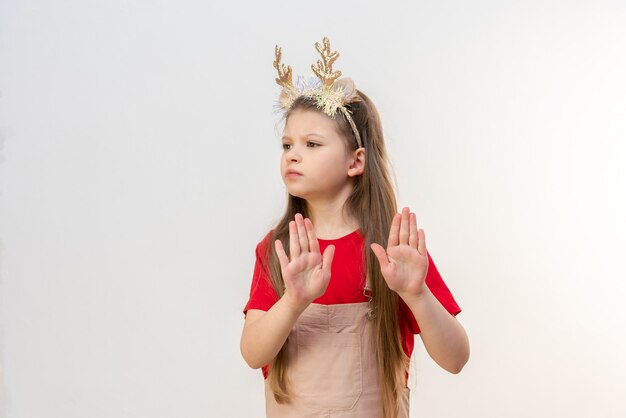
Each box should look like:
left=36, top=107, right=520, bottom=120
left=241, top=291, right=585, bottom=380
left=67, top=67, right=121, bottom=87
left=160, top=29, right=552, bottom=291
left=275, top=213, right=335, bottom=310
left=370, top=207, right=429, bottom=300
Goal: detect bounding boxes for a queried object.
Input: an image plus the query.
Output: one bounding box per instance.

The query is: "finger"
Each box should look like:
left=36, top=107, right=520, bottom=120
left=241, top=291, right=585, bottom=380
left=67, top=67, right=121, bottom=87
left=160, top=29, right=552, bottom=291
left=321, top=244, right=335, bottom=275
left=275, top=239, right=289, bottom=270
left=295, top=213, right=309, bottom=253
left=370, top=243, right=390, bottom=270
left=399, top=207, right=410, bottom=245
left=388, top=213, right=401, bottom=247
left=409, top=212, right=418, bottom=249
left=304, top=218, right=320, bottom=255
left=418, top=228, right=427, bottom=256
left=289, top=220, right=300, bottom=258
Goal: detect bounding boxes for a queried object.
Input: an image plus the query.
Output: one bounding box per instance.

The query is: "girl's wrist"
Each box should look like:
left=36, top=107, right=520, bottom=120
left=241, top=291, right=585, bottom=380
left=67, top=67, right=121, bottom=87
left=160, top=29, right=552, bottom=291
left=398, top=285, right=432, bottom=306
left=281, top=292, right=310, bottom=315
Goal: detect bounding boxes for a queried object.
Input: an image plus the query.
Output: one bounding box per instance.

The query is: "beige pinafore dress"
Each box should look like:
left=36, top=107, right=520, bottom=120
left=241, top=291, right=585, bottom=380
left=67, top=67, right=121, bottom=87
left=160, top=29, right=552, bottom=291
left=264, top=279, right=410, bottom=418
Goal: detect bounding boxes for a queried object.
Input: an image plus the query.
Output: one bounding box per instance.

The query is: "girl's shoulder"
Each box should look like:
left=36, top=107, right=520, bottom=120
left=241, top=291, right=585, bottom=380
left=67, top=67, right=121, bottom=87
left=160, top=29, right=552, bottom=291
left=255, top=229, right=275, bottom=254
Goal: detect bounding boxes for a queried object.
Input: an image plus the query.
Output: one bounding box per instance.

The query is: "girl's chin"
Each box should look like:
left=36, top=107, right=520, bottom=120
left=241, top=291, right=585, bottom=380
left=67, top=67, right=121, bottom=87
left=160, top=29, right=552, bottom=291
left=287, top=190, right=307, bottom=199
left=285, top=186, right=313, bottom=199
left=285, top=186, right=344, bottom=201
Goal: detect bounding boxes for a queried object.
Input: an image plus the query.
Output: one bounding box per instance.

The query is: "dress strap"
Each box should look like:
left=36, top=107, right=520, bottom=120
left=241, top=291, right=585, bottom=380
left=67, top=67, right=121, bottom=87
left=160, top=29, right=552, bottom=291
left=363, top=275, right=375, bottom=319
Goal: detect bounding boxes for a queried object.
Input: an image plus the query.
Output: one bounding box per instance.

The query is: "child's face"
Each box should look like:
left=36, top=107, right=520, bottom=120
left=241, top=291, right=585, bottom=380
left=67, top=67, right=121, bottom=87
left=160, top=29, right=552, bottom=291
left=281, top=109, right=358, bottom=201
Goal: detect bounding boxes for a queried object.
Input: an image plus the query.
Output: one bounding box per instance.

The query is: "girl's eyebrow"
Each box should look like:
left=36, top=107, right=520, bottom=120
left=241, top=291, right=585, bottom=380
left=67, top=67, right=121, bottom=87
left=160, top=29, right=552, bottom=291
left=282, top=133, right=326, bottom=140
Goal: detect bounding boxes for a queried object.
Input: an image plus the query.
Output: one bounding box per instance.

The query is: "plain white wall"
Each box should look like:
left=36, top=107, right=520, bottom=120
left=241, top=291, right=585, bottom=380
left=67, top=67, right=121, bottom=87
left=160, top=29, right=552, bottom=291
left=1, top=1, right=625, bottom=417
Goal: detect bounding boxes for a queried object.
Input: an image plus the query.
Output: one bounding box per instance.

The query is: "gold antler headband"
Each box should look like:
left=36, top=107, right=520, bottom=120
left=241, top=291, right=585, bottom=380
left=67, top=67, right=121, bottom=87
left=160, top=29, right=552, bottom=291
left=273, top=37, right=363, bottom=148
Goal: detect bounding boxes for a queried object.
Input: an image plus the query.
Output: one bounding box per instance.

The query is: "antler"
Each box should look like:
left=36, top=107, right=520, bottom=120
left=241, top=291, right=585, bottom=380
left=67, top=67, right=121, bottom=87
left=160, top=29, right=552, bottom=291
left=273, top=45, right=294, bottom=89
left=311, top=37, right=342, bottom=89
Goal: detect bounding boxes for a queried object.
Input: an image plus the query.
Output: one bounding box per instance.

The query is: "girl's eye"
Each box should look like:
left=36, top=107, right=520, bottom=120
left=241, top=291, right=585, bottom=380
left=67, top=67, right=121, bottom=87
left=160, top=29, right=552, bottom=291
left=281, top=142, right=319, bottom=150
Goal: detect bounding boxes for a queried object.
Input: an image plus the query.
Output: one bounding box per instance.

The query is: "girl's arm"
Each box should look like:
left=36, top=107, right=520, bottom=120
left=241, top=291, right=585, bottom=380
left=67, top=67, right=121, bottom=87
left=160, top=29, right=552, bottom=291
left=400, top=288, right=469, bottom=373
left=241, top=214, right=335, bottom=369
left=371, top=207, right=470, bottom=374
left=240, top=296, right=308, bottom=369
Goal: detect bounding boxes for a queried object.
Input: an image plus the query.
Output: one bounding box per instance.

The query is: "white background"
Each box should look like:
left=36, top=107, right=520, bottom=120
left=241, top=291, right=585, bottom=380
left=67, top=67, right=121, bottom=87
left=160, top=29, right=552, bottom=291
left=1, top=1, right=625, bottom=417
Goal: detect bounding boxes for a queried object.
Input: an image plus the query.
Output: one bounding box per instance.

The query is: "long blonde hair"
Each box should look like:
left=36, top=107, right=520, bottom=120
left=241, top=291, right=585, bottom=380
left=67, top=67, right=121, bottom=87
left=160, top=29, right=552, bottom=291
left=266, top=91, right=409, bottom=418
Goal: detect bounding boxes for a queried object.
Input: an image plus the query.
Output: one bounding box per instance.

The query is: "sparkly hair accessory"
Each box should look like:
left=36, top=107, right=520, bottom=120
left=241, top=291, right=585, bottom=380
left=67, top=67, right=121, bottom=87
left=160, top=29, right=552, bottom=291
left=273, top=37, right=363, bottom=148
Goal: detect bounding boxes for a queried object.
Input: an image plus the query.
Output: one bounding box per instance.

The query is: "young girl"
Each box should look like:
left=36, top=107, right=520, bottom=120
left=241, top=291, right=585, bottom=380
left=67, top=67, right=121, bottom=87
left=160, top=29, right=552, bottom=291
left=241, top=37, right=469, bottom=418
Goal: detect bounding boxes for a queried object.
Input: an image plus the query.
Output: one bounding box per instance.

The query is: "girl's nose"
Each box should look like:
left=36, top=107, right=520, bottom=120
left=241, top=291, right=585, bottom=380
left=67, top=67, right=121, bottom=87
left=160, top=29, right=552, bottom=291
left=285, top=147, right=301, bottom=162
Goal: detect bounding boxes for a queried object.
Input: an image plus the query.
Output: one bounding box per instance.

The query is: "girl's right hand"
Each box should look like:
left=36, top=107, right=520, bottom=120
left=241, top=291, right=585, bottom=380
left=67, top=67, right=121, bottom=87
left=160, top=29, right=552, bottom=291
left=275, top=213, right=335, bottom=311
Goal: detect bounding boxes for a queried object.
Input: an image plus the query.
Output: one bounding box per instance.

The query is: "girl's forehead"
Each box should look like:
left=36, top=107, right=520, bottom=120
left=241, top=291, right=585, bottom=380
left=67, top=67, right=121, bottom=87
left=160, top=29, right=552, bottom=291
left=284, top=109, right=340, bottom=138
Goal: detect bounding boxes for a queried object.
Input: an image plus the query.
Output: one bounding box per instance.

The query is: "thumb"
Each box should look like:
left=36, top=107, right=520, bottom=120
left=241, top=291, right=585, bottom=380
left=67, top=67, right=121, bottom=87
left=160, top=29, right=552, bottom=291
left=370, top=243, right=390, bottom=269
left=321, top=244, right=335, bottom=274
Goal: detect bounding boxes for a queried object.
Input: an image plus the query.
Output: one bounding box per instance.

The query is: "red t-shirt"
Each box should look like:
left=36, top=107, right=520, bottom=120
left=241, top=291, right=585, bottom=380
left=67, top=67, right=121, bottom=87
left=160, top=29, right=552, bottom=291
left=243, top=229, right=462, bottom=380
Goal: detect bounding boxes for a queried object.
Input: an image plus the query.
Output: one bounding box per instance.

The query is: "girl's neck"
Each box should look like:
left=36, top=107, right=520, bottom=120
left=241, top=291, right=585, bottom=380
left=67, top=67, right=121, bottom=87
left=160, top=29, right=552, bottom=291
left=305, top=196, right=360, bottom=240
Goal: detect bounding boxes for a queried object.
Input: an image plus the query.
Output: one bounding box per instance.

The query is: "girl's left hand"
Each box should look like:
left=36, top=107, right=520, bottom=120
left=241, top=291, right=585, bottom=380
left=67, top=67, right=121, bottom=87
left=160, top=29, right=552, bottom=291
left=370, top=207, right=429, bottom=300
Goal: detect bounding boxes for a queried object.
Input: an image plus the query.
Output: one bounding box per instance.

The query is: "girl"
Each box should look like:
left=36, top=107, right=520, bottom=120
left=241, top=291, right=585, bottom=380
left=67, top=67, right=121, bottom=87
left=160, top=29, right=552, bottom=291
left=241, top=37, right=470, bottom=418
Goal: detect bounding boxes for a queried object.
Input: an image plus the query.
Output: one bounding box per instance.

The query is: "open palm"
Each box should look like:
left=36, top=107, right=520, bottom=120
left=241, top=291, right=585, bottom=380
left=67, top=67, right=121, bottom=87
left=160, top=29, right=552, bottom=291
left=370, top=207, right=429, bottom=299
left=275, top=213, right=335, bottom=308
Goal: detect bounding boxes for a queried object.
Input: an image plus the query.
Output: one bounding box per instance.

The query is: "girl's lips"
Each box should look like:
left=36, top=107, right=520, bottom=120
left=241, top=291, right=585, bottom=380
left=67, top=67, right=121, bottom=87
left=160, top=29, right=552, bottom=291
left=286, top=170, right=302, bottom=176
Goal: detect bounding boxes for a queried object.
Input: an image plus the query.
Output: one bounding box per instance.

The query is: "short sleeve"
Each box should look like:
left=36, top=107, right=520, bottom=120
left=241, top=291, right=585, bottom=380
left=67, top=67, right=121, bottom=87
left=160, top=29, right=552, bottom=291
left=243, top=232, right=280, bottom=317
left=400, top=250, right=462, bottom=334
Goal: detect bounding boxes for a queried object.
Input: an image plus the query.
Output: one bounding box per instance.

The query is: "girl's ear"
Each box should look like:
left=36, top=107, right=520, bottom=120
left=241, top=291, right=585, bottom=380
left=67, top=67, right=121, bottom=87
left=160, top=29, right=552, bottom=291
left=348, top=148, right=366, bottom=177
